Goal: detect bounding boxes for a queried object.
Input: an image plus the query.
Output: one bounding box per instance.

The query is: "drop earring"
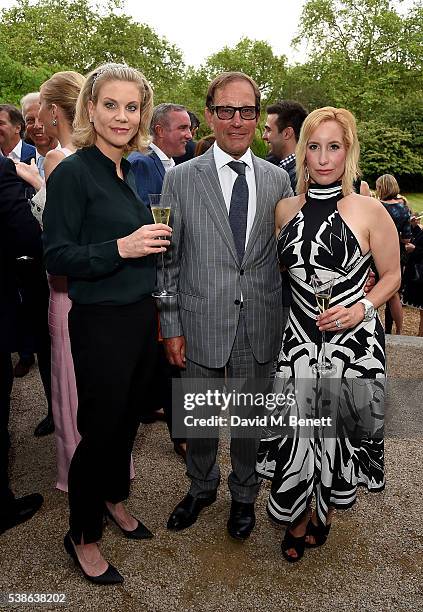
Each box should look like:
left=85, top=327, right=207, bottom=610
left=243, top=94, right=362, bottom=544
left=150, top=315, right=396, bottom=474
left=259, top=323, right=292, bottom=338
left=304, top=166, right=310, bottom=182
left=52, top=119, right=57, bottom=126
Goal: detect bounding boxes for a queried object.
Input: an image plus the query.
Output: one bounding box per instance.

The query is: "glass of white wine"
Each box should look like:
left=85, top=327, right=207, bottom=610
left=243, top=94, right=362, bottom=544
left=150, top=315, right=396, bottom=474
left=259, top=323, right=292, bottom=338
left=149, top=193, right=176, bottom=299
left=311, top=271, right=337, bottom=375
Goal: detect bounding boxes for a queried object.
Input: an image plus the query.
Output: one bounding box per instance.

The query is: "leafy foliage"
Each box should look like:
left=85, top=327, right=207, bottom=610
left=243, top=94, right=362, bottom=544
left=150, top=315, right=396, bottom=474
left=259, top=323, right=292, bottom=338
left=0, top=0, right=184, bottom=99
left=0, top=43, right=50, bottom=105
left=204, top=38, right=287, bottom=103
left=1, top=0, right=421, bottom=183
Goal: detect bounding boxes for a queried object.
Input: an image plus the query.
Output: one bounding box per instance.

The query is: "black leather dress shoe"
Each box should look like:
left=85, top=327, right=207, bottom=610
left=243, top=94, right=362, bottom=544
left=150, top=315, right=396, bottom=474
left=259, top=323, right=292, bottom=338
left=34, top=414, right=55, bottom=437
left=227, top=500, right=256, bottom=540
left=167, top=493, right=216, bottom=531
left=0, top=493, right=43, bottom=535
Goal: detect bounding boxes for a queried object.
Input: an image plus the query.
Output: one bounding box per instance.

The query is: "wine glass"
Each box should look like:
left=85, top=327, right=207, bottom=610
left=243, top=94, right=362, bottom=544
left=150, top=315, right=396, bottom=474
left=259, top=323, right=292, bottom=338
left=311, top=271, right=338, bottom=375
left=149, top=194, right=176, bottom=299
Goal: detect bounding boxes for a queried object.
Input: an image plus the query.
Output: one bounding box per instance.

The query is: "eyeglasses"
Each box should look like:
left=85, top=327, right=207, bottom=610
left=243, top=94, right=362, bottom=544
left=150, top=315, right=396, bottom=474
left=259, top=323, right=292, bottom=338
left=209, top=105, right=259, bottom=120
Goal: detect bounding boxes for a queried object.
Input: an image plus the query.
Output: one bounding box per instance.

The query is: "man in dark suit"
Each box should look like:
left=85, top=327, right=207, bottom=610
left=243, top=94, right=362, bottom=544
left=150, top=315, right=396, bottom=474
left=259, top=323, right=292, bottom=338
left=0, top=103, right=37, bottom=378
left=0, top=156, right=43, bottom=535
left=0, top=104, right=35, bottom=164
left=128, top=103, right=192, bottom=205
left=0, top=103, right=53, bottom=436
left=128, top=104, right=192, bottom=460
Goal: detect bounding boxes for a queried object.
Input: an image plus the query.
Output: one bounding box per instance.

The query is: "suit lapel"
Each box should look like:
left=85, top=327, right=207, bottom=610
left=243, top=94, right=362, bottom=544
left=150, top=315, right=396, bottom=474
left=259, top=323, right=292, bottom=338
left=20, top=141, right=36, bottom=163
left=195, top=149, right=238, bottom=263
left=150, top=149, right=165, bottom=181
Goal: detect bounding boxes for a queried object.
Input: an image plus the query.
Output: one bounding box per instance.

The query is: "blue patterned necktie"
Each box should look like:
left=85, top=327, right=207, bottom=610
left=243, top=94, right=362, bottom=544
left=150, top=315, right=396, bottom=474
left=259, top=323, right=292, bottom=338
left=36, top=155, right=45, bottom=178
left=227, top=161, right=248, bottom=262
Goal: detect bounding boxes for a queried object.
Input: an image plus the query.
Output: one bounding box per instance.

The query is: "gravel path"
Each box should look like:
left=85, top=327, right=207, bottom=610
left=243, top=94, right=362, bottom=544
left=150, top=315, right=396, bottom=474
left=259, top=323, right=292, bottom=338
left=1, top=337, right=422, bottom=612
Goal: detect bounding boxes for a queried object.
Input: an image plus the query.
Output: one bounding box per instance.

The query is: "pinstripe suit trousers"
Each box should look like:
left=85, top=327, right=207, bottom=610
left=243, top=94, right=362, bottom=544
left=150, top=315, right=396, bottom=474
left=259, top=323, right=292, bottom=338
left=183, top=310, right=272, bottom=503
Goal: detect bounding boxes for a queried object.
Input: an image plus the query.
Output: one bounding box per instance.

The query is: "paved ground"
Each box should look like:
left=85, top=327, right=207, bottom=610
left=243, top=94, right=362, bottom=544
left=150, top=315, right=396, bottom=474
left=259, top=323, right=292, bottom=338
left=0, top=337, right=422, bottom=612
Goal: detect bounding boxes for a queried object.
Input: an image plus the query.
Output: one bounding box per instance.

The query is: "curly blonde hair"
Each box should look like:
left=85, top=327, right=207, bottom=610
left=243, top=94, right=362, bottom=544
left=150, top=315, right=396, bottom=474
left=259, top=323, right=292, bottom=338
left=296, top=106, right=360, bottom=196
left=73, top=63, right=153, bottom=153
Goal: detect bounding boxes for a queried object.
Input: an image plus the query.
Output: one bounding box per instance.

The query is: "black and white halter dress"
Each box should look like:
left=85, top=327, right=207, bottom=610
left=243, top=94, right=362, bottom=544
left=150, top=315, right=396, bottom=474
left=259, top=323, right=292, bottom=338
left=257, top=182, right=385, bottom=526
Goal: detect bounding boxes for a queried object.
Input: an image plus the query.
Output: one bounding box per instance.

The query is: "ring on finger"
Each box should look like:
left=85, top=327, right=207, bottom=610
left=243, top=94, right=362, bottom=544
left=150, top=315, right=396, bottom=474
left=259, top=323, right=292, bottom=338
left=335, top=319, right=342, bottom=329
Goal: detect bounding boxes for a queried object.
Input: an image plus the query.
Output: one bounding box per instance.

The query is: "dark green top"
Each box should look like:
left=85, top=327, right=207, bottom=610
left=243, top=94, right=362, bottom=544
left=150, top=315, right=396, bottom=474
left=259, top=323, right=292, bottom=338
left=43, top=145, right=156, bottom=305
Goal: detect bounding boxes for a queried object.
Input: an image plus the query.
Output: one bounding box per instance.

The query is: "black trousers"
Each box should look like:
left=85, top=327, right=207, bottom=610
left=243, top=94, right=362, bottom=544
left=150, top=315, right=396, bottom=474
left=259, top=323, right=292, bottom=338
left=16, top=260, right=52, bottom=416
left=0, top=352, right=14, bottom=513
left=67, top=297, right=157, bottom=544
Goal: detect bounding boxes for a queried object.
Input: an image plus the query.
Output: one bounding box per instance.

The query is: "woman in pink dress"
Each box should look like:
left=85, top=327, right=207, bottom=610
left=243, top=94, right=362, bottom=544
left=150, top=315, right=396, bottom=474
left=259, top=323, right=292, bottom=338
left=37, top=71, right=85, bottom=491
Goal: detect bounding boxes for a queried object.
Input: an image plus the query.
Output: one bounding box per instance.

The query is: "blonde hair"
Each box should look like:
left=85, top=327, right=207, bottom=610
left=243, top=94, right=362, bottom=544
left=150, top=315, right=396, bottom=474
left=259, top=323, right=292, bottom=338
left=73, top=63, right=153, bottom=152
left=40, top=71, right=85, bottom=126
left=296, top=106, right=360, bottom=196
left=375, top=174, right=400, bottom=201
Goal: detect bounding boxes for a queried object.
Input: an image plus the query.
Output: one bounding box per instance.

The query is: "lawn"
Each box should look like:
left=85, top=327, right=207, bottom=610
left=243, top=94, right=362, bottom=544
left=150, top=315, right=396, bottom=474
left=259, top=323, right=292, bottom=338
left=403, top=193, right=423, bottom=213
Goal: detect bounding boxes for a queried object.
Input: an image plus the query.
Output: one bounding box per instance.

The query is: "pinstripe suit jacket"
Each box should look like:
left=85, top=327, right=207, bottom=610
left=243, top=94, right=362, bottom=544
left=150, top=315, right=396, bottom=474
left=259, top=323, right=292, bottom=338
left=159, top=147, right=293, bottom=368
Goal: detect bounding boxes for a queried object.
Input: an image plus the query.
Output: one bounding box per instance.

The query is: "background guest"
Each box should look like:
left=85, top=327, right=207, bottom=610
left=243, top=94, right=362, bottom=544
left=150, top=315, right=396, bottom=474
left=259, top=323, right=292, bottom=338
left=37, top=71, right=85, bottom=490
left=402, top=212, right=423, bottom=336
left=194, top=134, right=215, bottom=156
left=376, top=174, right=412, bottom=335
left=0, top=156, right=44, bottom=535
left=128, top=102, right=192, bottom=204
left=129, top=102, right=191, bottom=459
left=174, top=110, right=200, bottom=164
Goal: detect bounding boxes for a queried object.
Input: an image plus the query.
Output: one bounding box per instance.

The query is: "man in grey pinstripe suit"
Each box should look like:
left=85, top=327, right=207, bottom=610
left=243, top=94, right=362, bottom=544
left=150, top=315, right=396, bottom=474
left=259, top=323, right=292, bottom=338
left=159, top=72, right=293, bottom=539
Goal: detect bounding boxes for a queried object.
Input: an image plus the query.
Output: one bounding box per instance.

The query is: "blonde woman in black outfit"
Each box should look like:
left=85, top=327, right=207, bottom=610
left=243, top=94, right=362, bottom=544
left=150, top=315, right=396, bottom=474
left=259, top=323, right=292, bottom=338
left=375, top=174, right=411, bottom=334
left=43, top=63, right=172, bottom=584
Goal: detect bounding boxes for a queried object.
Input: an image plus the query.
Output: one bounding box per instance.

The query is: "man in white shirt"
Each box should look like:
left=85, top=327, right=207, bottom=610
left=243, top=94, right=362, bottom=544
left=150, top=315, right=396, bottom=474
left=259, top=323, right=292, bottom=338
left=21, top=93, right=58, bottom=180
left=128, top=103, right=192, bottom=205
left=0, top=104, right=35, bottom=164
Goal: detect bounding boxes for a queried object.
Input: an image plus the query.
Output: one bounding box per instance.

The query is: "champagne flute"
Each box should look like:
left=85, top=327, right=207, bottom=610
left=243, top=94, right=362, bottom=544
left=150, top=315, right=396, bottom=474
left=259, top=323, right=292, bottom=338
left=311, top=271, right=337, bottom=375
left=149, top=194, right=176, bottom=299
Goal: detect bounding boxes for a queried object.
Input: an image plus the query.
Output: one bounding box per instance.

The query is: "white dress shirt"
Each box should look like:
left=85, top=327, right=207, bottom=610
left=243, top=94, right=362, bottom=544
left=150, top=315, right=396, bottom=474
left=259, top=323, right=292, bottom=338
left=2, top=139, right=23, bottom=162
left=212, top=142, right=257, bottom=247
left=149, top=142, right=175, bottom=172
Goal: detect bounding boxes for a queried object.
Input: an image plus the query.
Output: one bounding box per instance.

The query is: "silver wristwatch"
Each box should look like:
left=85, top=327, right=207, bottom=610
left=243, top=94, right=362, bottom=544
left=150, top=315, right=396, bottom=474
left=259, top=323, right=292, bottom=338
left=358, top=298, right=376, bottom=322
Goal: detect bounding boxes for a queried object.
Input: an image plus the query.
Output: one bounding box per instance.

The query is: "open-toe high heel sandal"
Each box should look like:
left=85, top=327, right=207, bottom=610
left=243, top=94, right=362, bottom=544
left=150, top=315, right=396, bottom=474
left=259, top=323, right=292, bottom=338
left=281, top=527, right=306, bottom=563
left=305, top=519, right=331, bottom=548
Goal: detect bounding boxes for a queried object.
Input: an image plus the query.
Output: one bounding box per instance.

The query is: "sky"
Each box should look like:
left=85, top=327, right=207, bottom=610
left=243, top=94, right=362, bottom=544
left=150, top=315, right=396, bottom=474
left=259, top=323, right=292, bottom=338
left=0, top=0, right=307, bottom=66
left=124, top=0, right=307, bottom=66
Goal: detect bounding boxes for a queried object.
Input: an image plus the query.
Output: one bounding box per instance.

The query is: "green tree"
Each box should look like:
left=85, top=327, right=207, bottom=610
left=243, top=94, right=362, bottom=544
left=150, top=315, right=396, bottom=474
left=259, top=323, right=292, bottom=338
left=0, top=0, right=184, bottom=100
left=0, top=43, right=49, bottom=105
left=165, top=66, right=210, bottom=134
left=358, top=121, right=423, bottom=187
left=291, top=0, right=423, bottom=117
left=205, top=38, right=288, bottom=103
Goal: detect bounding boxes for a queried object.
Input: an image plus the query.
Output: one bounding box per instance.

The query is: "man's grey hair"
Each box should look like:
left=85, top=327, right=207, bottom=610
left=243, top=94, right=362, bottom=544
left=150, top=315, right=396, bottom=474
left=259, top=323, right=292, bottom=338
left=20, top=92, right=40, bottom=115
left=150, top=103, right=187, bottom=136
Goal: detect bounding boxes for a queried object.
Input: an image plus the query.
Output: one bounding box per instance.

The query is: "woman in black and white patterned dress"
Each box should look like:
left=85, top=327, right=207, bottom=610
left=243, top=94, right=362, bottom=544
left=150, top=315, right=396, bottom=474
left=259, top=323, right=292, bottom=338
left=257, top=107, right=401, bottom=562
